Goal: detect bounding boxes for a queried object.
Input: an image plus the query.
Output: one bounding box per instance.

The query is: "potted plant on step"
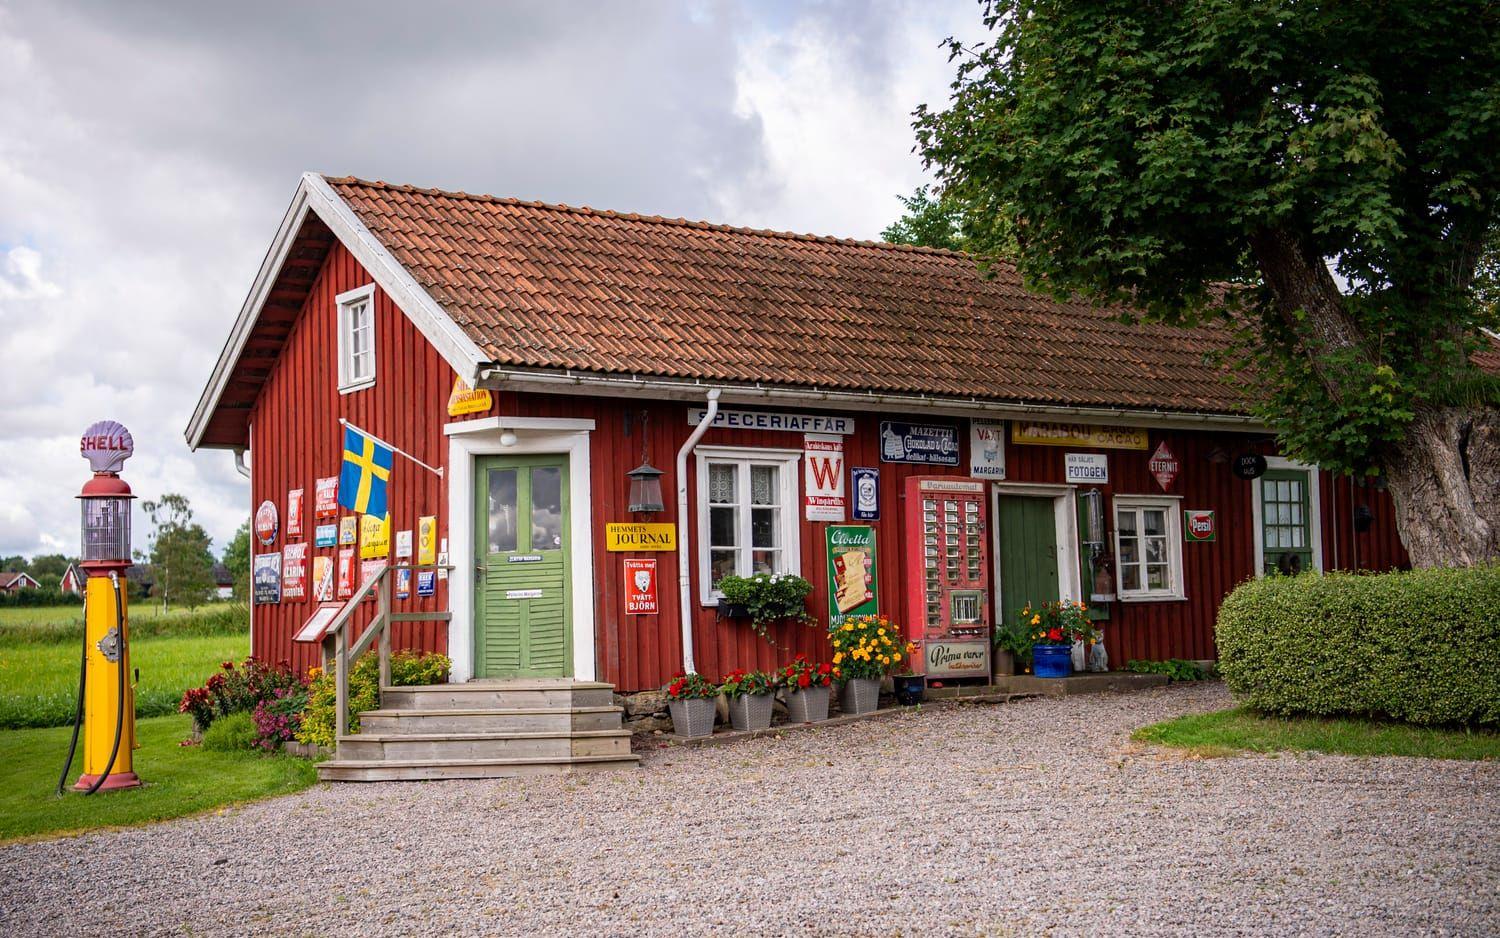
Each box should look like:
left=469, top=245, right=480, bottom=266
left=775, top=655, right=834, bottom=723
left=720, top=669, right=776, bottom=732
left=716, top=573, right=815, bottom=647
left=829, top=614, right=913, bottom=715
left=664, top=672, right=719, bottom=738
left=992, top=614, right=1034, bottom=677
left=1023, top=601, right=1099, bottom=679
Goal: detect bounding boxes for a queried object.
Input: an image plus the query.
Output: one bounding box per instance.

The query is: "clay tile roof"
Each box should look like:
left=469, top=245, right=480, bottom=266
left=326, top=175, right=1253, bottom=415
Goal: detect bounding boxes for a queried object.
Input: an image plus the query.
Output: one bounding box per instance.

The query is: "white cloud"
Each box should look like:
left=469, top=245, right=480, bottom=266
left=0, top=0, right=979, bottom=559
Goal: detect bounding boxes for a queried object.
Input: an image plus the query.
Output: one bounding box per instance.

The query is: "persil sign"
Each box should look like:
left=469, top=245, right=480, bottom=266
left=80, top=420, right=134, bottom=473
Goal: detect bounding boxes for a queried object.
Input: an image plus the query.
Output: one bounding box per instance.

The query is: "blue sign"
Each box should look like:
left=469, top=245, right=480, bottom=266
left=314, top=523, right=338, bottom=548
left=879, top=422, right=961, bottom=466
left=851, top=466, right=880, bottom=521
left=416, top=570, right=437, bottom=597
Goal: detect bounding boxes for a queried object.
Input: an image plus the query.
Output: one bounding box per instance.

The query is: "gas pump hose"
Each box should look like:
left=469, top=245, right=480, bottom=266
left=53, top=591, right=89, bottom=796
left=54, top=573, right=129, bottom=796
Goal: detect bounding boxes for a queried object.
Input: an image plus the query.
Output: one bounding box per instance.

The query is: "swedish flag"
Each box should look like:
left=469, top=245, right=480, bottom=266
left=338, top=425, right=393, bottom=519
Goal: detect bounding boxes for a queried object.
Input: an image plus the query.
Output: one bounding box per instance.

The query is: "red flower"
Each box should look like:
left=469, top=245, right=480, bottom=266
left=1048, top=628, right=1063, bottom=641
left=798, top=674, right=811, bottom=688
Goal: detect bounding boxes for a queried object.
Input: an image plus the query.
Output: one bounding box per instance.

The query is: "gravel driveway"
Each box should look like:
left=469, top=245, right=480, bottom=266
left=2, top=682, right=1495, bottom=937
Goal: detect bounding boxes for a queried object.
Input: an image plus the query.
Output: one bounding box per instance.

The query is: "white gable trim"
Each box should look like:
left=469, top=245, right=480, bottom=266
left=185, top=173, right=488, bottom=450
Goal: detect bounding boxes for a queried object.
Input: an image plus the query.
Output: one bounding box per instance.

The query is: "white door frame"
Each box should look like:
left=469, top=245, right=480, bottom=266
left=989, top=482, right=1083, bottom=621
left=1251, top=456, right=1324, bottom=576
left=445, top=417, right=597, bottom=683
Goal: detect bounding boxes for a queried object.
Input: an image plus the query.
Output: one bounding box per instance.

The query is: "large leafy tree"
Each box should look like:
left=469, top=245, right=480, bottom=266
left=916, top=0, right=1500, bottom=568
left=141, top=493, right=215, bottom=610
left=221, top=520, right=251, bottom=603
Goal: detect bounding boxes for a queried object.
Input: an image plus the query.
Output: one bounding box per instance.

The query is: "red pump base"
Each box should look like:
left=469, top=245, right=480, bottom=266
left=73, top=771, right=141, bottom=792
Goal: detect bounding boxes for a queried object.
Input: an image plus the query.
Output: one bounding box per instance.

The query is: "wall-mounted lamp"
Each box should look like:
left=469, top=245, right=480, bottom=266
left=499, top=429, right=518, bottom=447
left=627, top=462, right=665, bottom=513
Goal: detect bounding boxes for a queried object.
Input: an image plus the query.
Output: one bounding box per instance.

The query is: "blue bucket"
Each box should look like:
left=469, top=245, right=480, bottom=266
left=1032, top=644, right=1073, bottom=679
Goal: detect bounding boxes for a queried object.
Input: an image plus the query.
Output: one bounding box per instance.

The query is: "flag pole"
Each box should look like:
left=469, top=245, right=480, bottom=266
left=340, top=418, right=445, bottom=477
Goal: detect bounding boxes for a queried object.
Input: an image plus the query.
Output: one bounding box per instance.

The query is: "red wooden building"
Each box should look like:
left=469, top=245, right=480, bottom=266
left=187, top=174, right=1414, bottom=692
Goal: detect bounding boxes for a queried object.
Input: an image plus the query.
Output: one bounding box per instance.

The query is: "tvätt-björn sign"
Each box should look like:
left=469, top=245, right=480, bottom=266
left=687, top=408, right=854, bottom=435
left=879, top=421, right=960, bottom=465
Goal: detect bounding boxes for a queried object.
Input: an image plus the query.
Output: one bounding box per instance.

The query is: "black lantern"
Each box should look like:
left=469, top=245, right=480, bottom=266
left=627, top=462, right=665, bottom=513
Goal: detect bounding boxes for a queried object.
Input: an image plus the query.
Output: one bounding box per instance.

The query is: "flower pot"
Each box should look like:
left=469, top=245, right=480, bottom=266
left=840, top=677, right=882, bottom=715
left=727, top=692, right=775, bottom=732
left=1032, top=644, right=1073, bottom=679
left=783, top=684, right=830, bottom=723
left=992, top=648, right=1016, bottom=678
left=893, top=674, right=925, bottom=706
left=668, top=697, right=717, bottom=737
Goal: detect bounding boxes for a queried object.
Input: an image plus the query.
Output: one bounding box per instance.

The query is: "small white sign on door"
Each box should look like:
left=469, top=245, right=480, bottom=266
left=505, top=588, right=543, bottom=599
left=1064, top=452, right=1109, bottom=484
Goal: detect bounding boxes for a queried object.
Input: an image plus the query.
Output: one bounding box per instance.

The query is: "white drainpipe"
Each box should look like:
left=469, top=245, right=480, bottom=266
left=676, top=388, right=721, bottom=674
left=233, top=448, right=251, bottom=479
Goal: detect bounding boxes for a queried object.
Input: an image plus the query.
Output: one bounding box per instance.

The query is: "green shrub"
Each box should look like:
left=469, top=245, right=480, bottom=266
left=200, top=710, right=258, bottom=751
left=0, top=603, right=246, bottom=647
left=1216, top=565, right=1500, bottom=726
left=1126, top=659, right=1211, bottom=682
left=297, top=650, right=452, bottom=749
left=0, top=588, right=82, bottom=609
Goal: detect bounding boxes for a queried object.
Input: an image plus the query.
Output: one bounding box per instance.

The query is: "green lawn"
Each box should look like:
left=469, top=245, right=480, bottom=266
left=0, top=601, right=243, bottom=643
left=0, top=713, right=317, bottom=843
left=0, top=633, right=248, bottom=729
left=1134, top=707, right=1500, bottom=761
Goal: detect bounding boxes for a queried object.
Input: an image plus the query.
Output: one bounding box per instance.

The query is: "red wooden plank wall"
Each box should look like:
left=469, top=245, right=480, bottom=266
left=245, top=242, right=1409, bottom=686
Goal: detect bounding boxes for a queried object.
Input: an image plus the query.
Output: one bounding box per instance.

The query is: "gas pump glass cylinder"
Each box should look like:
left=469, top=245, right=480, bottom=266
left=82, top=496, right=131, bottom=563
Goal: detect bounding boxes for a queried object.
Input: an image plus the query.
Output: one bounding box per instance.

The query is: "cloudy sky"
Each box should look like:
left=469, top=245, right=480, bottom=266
left=0, top=0, right=982, bottom=560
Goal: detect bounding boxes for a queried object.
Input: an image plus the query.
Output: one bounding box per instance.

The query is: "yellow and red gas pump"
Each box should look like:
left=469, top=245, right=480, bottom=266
left=57, top=420, right=141, bottom=794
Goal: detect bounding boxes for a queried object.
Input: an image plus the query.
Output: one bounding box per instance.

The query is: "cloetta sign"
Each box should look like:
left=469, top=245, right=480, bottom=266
left=80, top=420, right=134, bottom=474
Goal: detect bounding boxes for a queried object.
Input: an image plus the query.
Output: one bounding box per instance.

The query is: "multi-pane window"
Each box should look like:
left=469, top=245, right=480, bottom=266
left=1259, top=469, right=1315, bottom=575
left=1113, top=496, right=1185, bottom=600
left=697, top=447, right=800, bottom=600
left=337, top=285, right=376, bottom=392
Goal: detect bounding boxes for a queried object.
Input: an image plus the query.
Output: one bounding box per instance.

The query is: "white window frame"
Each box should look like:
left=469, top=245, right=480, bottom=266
left=336, top=284, right=377, bottom=393
left=1112, top=493, right=1186, bottom=602
left=1251, top=456, right=1323, bottom=576
left=695, top=445, right=801, bottom=605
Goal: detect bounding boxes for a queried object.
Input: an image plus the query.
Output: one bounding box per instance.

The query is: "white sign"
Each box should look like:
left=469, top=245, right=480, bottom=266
left=506, top=589, right=543, bottom=599
left=395, top=529, right=413, bottom=559
left=688, top=408, right=854, bottom=435
left=1064, top=452, right=1109, bottom=484
left=804, top=434, right=846, bottom=522
left=80, top=420, right=134, bottom=474
left=970, top=419, right=1007, bottom=480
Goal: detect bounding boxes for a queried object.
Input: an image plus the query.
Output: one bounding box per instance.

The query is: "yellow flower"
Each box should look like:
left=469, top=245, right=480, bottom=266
left=833, top=652, right=844, bottom=664
left=1031, top=614, right=1041, bottom=625
left=842, top=623, right=854, bottom=632
left=892, top=652, right=902, bottom=662
left=877, top=627, right=886, bottom=636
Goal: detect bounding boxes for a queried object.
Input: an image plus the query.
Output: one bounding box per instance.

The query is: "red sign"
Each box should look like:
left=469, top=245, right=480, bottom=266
left=1149, top=441, right=1180, bottom=492
left=336, top=547, right=354, bottom=599
left=315, top=476, right=339, bottom=517
left=282, top=543, right=308, bottom=599
left=79, top=420, right=134, bottom=474
left=287, top=489, right=304, bottom=539
left=254, top=499, right=279, bottom=546
left=1185, top=510, right=1217, bottom=542
left=623, top=558, right=658, bottom=615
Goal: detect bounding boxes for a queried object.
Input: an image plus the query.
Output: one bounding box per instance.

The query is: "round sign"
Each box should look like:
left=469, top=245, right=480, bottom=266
left=254, top=499, right=279, bottom=546
left=1232, top=453, right=1268, bottom=480
left=80, top=420, right=134, bottom=474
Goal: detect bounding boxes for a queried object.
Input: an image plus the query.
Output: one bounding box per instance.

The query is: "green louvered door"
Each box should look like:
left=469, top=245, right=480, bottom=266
left=474, top=456, right=571, bottom=678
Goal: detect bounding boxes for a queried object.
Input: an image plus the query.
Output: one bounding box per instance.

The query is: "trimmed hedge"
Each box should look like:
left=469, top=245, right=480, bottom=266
left=1216, top=565, right=1500, bottom=726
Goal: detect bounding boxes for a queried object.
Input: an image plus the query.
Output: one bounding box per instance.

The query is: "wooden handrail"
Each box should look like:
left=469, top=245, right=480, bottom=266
left=322, top=563, right=455, bottom=739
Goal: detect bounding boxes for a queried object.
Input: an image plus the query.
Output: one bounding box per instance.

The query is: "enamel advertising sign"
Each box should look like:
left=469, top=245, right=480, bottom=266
left=826, top=526, right=877, bottom=626
left=879, top=421, right=960, bottom=466
left=312, top=555, right=334, bottom=602
left=1184, top=509, right=1217, bottom=542
left=253, top=552, right=281, bottom=604
left=447, top=377, right=493, bottom=416
left=1150, top=441, right=1180, bottom=491
left=315, top=476, right=339, bottom=517
left=623, top=558, right=659, bottom=615
left=417, top=517, right=437, bottom=565
left=1012, top=421, right=1149, bottom=450
left=360, top=514, right=390, bottom=559
left=1064, top=452, right=1109, bottom=484
left=605, top=523, right=676, bottom=552
left=804, top=434, right=846, bottom=522
left=338, top=516, right=357, bottom=546
left=254, top=500, right=279, bottom=546
left=970, top=419, right=1007, bottom=479
left=850, top=467, right=880, bottom=521
left=314, top=524, right=337, bottom=548
left=286, top=489, right=304, bottom=539
left=337, top=548, right=354, bottom=599
left=687, top=408, right=854, bottom=435
left=281, top=543, right=307, bottom=600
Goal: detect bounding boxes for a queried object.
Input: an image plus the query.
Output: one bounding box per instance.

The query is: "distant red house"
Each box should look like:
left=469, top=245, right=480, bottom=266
left=185, top=174, right=1444, bottom=691
left=59, top=564, right=84, bottom=595
left=0, top=572, right=42, bottom=594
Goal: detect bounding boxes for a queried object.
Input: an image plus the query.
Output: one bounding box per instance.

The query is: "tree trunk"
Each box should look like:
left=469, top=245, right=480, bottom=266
left=1382, top=404, right=1500, bottom=568
left=1250, top=228, right=1500, bottom=568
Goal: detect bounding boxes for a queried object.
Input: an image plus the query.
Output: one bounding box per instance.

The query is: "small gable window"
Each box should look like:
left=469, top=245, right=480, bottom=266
left=337, top=284, right=377, bottom=393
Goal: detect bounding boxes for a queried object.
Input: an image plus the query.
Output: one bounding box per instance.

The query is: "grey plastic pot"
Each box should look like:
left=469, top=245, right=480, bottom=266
left=782, top=684, right=831, bottom=723
left=839, top=677, right=881, bottom=715
left=727, top=692, right=774, bottom=732
left=668, top=697, right=717, bottom=738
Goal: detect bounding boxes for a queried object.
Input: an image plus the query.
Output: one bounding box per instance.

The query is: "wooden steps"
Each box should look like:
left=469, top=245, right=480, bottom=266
left=317, top=679, right=639, bottom=782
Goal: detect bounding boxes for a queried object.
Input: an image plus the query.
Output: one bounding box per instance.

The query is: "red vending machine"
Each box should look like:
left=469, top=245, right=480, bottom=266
left=903, top=476, right=992, bottom=680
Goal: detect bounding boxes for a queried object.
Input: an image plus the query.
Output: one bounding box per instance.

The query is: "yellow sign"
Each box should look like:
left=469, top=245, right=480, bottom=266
left=417, top=516, right=437, bottom=565
left=1011, top=421, right=1149, bottom=450
left=605, top=522, right=677, bottom=552
left=338, top=515, right=357, bottom=545
left=447, top=377, right=493, bottom=417
left=360, top=513, right=390, bottom=559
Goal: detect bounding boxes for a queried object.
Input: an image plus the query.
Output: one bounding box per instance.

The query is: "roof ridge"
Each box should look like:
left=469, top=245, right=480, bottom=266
left=320, top=174, right=991, bottom=263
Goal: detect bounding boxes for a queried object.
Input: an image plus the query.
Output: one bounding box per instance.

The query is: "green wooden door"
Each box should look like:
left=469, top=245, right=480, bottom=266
left=1260, top=468, right=1314, bottom=575
left=995, top=495, right=1060, bottom=632
left=474, top=455, right=571, bottom=678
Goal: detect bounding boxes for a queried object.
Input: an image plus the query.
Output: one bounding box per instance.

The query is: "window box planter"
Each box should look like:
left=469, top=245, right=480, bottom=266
left=727, top=692, right=775, bottom=732
left=668, top=698, right=717, bottom=738
left=840, top=677, right=882, bottom=715
left=783, top=685, right=830, bottom=723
